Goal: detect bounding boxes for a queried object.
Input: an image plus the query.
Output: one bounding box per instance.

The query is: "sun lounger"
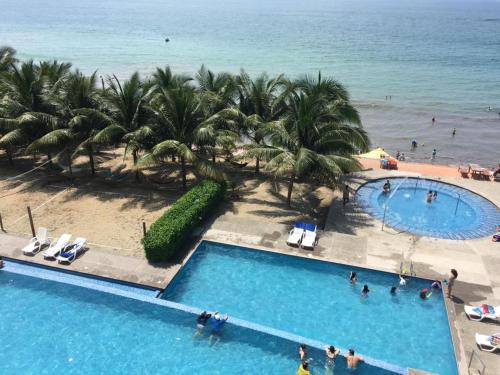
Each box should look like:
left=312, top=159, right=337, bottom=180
left=56, top=237, right=87, bottom=264
left=287, top=222, right=305, bottom=246
left=22, top=227, right=50, bottom=255
left=300, top=224, right=317, bottom=249
left=475, top=333, right=500, bottom=352
left=464, top=304, right=500, bottom=322
left=43, top=233, right=72, bottom=260
left=458, top=165, right=470, bottom=178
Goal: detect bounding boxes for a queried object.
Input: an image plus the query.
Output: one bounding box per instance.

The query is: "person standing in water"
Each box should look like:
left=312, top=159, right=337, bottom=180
left=432, top=117, right=435, bottom=124
left=325, top=345, right=340, bottom=374
left=452, top=128, right=456, bottom=136
left=361, top=284, right=370, bottom=298
left=432, top=149, right=437, bottom=160
left=346, top=349, right=364, bottom=369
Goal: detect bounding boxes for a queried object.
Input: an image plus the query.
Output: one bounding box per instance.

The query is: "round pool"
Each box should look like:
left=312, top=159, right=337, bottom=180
left=356, top=177, right=500, bottom=239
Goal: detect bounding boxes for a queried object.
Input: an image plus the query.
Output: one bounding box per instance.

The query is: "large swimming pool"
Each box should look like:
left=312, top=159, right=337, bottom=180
left=1, top=260, right=400, bottom=374
left=356, top=177, right=500, bottom=239
left=164, top=241, right=458, bottom=375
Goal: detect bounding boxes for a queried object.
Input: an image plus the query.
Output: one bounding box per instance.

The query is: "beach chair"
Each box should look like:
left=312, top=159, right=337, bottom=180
left=458, top=165, right=470, bottom=178
left=464, top=304, right=500, bottom=322
left=300, top=223, right=317, bottom=250
left=43, top=233, right=72, bottom=260
left=287, top=222, right=305, bottom=246
left=475, top=333, right=500, bottom=352
left=56, top=237, right=87, bottom=264
left=22, top=227, right=50, bottom=255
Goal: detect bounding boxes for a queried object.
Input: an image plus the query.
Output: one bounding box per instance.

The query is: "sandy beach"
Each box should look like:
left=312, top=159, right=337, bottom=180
left=0, top=149, right=335, bottom=256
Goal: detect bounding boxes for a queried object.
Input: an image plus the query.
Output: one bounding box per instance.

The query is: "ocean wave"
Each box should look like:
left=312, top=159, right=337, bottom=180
left=482, top=18, right=500, bottom=22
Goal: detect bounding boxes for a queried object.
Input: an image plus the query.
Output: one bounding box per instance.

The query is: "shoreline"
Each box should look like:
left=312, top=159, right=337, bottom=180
left=356, top=156, right=500, bottom=180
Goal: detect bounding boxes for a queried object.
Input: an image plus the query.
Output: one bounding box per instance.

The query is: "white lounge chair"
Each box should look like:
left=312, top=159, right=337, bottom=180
left=300, top=224, right=317, bottom=249
left=56, top=237, right=87, bottom=264
left=475, top=333, right=500, bottom=352
left=22, top=227, right=50, bottom=255
left=43, top=233, right=72, bottom=260
left=464, top=304, right=500, bottom=322
left=287, top=222, right=305, bottom=246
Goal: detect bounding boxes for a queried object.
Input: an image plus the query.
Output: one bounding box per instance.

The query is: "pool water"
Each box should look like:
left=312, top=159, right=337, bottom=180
left=164, top=241, right=458, bottom=375
left=356, top=177, right=500, bottom=239
left=1, top=262, right=399, bottom=375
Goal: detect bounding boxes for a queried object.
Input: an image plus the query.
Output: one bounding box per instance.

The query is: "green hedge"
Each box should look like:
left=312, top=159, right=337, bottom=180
left=143, top=180, right=226, bottom=262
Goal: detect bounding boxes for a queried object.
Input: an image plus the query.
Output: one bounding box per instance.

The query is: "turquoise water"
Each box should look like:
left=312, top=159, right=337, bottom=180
left=1, top=0, right=500, bottom=164
left=0, top=263, right=401, bottom=375
left=356, top=177, right=500, bottom=239
left=163, top=241, right=458, bottom=375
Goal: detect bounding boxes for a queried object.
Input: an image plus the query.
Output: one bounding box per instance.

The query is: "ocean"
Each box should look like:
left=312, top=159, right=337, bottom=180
left=1, top=0, right=499, bottom=165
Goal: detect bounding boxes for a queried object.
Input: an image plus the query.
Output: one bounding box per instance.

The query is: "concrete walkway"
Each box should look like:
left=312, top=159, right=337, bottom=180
left=0, top=232, right=178, bottom=288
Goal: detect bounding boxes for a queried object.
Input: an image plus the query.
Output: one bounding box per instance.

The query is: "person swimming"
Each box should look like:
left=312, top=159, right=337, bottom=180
left=299, top=344, right=308, bottom=360
left=195, top=311, right=212, bottom=335
left=390, top=286, right=397, bottom=294
left=296, top=361, right=311, bottom=375
left=349, top=271, right=357, bottom=284
left=383, top=179, right=391, bottom=193
left=399, top=274, right=407, bottom=286
left=431, top=280, right=442, bottom=289
left=420, top=288, right=432, bottom=299
left=427, top=190, right=434, bottom=203
left=361, top=284, right=370, bottom=297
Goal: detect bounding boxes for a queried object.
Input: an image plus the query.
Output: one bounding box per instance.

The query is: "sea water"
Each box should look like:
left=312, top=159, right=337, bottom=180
left=163, top=241, right=458, bottom=375
left=1, top=0, right=499, bottom=164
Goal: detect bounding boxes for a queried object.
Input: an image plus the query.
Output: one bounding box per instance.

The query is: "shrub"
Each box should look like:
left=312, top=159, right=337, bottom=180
left=143, top=180, right=226, bottom=262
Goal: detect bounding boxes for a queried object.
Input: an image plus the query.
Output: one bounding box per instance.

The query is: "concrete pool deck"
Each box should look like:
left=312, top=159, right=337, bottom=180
left=1, top=169, right=499, bottom=374
left=0, top=232, right=179, bottom=288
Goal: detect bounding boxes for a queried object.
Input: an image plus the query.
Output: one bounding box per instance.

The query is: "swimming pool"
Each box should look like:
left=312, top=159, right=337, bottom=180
left=1, top=260, right=400, bottom=374
left=164, top=241, right=458, bottom=375
left=356, top=177, right=500, bottom=239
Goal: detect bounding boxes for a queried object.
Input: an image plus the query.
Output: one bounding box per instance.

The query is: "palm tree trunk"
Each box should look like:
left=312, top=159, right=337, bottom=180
left=212, top=153, right=216, bottom=164
left=47, top=153, right=53, bottom=169
left=67, top=151, right=73, bottom=178
left=6, top=146, right=13, bottom=165
left=181, top=156, right=187, bottom=190
left=255, top=157, right=260, bottom=173
left=286, top=171, right=296, bottom=207
left=87, top=145, right=95, bottom=176
left=132, top=150, right=139, bottom=182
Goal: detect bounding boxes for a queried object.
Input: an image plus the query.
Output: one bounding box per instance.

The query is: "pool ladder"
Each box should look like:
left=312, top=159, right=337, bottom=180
left=399, top=260, right=416, bottom=277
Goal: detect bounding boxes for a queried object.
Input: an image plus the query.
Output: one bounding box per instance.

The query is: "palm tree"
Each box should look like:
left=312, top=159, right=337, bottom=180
left=234, top=71, right=287, bottom=172
left=195, top=66, right=238, bottom=163
left=0, top=46, right=16, bottom=75
left=146, top=66, right=191, bottom=94
left=0, top=61, right=61, bottom=164
left=139, top=85, right=222, bottom=189
left=94, top=72, right=154, bottom=181
left=27, top=71, right=110, bottom=176
left=247, top=75, right=369, bottom=206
